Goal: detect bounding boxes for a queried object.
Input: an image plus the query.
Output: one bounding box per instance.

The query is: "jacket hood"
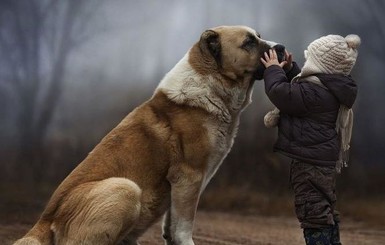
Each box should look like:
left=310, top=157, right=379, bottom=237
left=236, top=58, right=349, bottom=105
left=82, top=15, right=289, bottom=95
left=316, top=74, right=357, bottom=108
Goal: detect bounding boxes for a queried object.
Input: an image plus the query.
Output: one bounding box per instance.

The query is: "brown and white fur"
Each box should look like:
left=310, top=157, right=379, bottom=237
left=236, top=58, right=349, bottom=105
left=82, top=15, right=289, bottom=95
left=14, top=26, right=276, bottom=245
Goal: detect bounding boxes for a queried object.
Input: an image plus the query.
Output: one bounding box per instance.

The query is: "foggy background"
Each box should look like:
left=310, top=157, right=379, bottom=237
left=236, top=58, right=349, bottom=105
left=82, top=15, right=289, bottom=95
left=1, top=0, right=384, bottom=225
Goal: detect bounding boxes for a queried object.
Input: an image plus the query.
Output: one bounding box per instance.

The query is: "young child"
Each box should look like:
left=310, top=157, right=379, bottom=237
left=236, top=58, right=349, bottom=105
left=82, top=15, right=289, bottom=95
left=260, top=34, right=360, bottom=245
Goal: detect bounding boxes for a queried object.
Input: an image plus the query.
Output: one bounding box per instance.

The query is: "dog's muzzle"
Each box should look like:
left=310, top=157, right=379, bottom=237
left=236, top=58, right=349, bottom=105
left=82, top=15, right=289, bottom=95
left=273, top=44, right=285, bottom=63
left=266, top=41, right=285, bottom=63
left=254, top=41, right=286, bottom=80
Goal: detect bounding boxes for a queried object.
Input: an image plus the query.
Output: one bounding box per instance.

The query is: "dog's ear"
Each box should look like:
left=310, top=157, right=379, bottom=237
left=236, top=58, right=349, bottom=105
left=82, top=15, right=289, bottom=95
left=199, top=30, right=221, bottom=62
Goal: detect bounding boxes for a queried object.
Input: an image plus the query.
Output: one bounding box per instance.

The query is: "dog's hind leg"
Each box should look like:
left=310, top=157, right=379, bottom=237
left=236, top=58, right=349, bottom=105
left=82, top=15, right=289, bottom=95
left=52, top=177, right=142, bottom=245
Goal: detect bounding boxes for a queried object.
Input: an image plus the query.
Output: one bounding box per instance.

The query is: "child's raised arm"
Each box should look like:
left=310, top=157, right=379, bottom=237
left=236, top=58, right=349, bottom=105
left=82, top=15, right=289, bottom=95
left=261, top=50, right=306, bottom=115
left=263, top=66, right=307, bottom=115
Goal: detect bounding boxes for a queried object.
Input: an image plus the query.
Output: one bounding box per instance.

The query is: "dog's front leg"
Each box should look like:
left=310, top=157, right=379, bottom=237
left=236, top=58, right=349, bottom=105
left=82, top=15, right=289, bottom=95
left=166, top=163, right=203, bottom=245
left=162, top=210, right=172, bottom=245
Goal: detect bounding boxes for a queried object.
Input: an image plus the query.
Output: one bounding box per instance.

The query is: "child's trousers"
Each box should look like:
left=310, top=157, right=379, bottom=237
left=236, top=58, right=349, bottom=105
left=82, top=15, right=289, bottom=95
left=290, top=160, right=340, bottom=228
left=290, top=160, right=342, bottom=244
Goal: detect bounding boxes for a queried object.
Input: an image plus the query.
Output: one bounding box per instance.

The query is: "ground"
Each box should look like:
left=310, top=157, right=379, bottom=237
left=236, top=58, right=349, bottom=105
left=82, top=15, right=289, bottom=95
left=2, top=211, right=385, bottom=245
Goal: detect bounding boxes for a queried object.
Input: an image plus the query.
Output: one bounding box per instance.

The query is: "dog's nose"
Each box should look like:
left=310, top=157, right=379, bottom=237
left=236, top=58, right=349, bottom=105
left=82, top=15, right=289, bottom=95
left=273, top=44, right=285, bottom=53
left=273, top=44, right=286, bottom=63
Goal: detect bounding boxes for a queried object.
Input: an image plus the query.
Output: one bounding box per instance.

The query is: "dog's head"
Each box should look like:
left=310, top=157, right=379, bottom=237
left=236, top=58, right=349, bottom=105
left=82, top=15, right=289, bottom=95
left=194, top=26, right=285, bottom=81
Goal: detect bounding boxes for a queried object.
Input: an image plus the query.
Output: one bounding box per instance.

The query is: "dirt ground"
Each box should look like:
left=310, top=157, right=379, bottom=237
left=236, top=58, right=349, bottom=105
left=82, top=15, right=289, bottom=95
left=2, top=211, right=385, bottom=245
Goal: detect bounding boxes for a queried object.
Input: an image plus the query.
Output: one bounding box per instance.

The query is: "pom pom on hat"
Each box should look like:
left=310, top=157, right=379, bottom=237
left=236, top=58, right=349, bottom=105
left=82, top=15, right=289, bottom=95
left=345, top=34, right=361, bottom=49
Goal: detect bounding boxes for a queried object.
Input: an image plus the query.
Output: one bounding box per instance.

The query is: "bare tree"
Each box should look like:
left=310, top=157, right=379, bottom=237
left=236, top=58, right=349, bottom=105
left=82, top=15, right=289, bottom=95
left=0, top=0, right=103, bottom=182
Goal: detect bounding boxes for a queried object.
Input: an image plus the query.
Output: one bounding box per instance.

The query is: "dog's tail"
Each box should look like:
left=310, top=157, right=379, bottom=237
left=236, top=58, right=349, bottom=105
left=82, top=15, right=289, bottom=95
left=13, top=219, right=53, bottom=245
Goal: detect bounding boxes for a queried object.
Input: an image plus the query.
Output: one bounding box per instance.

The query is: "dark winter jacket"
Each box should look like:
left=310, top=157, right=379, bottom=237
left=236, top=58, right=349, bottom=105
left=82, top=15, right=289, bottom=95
left=263, top=63, right=357, bottom=166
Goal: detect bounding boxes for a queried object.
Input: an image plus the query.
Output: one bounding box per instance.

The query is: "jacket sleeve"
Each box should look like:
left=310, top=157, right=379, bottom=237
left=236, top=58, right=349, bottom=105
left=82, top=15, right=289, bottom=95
left=285, top=62, right=301, bottom=82
left=264, top=65, right=307, bottom=115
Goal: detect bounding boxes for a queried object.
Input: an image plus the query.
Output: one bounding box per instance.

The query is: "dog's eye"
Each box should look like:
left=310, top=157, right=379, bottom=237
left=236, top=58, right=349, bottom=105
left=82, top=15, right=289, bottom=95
left=241, top=38, right=257, bottom=51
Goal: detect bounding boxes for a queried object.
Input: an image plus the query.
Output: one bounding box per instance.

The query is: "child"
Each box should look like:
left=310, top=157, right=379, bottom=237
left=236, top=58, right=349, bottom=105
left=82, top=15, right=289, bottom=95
left=260, top=34, right=360, bottom=245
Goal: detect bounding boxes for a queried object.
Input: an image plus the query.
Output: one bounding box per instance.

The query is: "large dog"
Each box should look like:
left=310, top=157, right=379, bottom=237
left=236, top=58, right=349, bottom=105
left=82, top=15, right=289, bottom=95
left=14, top=26, right=283, bottom=245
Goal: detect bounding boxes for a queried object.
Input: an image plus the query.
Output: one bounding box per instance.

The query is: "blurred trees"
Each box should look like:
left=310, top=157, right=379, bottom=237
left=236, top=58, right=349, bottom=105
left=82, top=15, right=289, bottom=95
left=0, top=0, right=102, bottom=182
left=0, top=0, right=383, bottom=203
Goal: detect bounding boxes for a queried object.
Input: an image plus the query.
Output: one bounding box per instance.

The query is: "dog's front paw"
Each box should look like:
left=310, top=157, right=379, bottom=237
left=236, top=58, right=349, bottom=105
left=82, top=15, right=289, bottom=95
left=178, top=239, right=194, bottom=245
left=164, top=239, right=194, bottom=245
left=170, top=236, right=194, bottom=245
left=163, top=233, right=173, bottom=245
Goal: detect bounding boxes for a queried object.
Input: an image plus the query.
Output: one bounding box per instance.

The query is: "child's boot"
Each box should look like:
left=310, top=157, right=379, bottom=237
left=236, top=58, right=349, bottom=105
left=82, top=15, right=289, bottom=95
left=303, top=228, right=332, bottom=245
left=331, top=223, right=342, bottom=245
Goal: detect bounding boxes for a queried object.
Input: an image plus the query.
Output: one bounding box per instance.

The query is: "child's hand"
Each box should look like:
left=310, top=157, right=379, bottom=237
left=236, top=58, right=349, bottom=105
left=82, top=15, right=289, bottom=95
left=283, top=50, right=293, bottom=72
left=261, top=49, right=287, bottom=68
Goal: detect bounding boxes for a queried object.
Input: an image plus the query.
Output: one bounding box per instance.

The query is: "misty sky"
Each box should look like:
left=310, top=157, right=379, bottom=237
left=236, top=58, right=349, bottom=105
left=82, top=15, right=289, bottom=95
left=61, top=0, right=385, bottom=164
left=71, top=0, right=334, bottom=85
left=1, top=0, right=384, bottom=167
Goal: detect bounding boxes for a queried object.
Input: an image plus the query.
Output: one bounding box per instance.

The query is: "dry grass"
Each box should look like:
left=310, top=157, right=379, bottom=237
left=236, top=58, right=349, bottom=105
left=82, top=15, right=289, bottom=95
left=200, top=187, right=385, bottom=229
left=340, top=198, right=385, bottom=227
left=2, top=182, right=385, bottom=229
left=199, top=187, right=293, bottom=216
left=2, top=184, right=385, bottom=244
left=4, top=211, right=385, bottom=245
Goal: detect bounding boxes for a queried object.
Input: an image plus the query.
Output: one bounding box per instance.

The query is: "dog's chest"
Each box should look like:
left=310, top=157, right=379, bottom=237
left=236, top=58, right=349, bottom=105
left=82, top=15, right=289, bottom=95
left=202, top=117, right=240, bottom=189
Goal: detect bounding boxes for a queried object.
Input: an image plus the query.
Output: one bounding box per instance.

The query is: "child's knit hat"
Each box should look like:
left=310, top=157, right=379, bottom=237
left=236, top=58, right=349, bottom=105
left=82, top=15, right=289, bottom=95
left=303, top=34, right=361, bottom=75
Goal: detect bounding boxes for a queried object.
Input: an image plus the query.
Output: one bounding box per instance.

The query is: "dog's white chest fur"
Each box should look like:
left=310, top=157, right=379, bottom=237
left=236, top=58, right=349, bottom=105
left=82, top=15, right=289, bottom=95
left=202, top=118, right=239, bottom=190
left=157, top=53, right=231, bottom=122
left=156, top=52, right=253, bottom=191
